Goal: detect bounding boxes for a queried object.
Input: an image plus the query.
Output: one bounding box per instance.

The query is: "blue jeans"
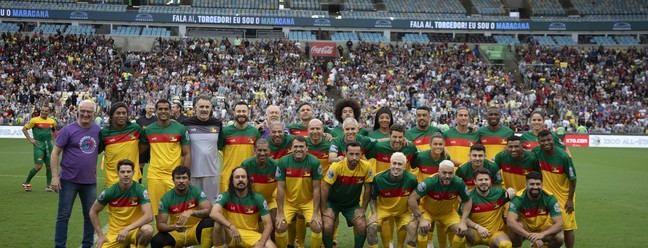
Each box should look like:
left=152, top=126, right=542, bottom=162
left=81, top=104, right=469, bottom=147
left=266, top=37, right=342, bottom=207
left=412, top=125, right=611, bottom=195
left=54, top=179, right=96, bottom=248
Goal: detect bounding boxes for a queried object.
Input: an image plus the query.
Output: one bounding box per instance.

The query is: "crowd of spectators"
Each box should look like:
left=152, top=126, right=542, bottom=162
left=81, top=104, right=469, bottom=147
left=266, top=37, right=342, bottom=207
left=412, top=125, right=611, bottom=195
left=1, top=30, right=647, bottom=135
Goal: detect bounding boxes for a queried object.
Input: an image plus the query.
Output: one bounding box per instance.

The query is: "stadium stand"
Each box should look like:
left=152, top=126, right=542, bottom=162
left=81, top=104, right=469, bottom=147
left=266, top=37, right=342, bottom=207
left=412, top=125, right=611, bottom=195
left=401, top=34, right=430, bottom=44
left=345, top=0, right=375, bottom=11
left=0, top=1, right=127, bottom=12
left=471, top=0, right=506, bottom=15
left=0, top=23, right=20, bottom=33
left=553, top=36, right=576, bottom=45
left=141, top=27, right=171, bottom=37
left=494, top=35, right=520, bottom=45
left=615, top=36, right=640, bottom=45
left=359, top=32, right=389, bottom=43
left=529, top=0, right=567, bottom=16
left=64, top=25, right=96, bottom=35
left=532, top=36, right=557, bottom=46
left=291, top=0, right=321, bottom=10
left=111, top=26, right=142, bottom=36
left=384, top=0, right=466, bottom=14
left=331, top=32, right=359, bottom=41
left=32, top=24, right=68, bottom=34
left=288, top=31, right=317, bottom=41
left=571, top=0, right=648, bottom=15
left=590, top=36, right=617, bottom=45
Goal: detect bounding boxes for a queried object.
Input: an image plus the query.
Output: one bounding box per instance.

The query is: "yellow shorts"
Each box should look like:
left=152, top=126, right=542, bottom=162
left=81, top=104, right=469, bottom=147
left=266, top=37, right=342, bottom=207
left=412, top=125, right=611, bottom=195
left=471, top=229, right=507, bottom=246
left=147, top=178, right=174, bottom=215
left=376, top=208, right=411, bottom=231
left=562, top=209, right=577, bottom=231
left=103, top=228, right=139, bottom=248
left=524, top=221, right=553, bottom=234
left=228, top=229, right=263, bottom=248
left=168, top=224, right=202, bottom=247
left=421, top=208, right=460, bottom=231
left=284, top=200, right=316, bottom=224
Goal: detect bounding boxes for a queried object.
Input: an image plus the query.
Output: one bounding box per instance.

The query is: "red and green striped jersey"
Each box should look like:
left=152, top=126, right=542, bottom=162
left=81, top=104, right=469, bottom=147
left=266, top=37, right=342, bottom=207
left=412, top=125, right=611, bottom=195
left=218, top=125, right=261, bottom=187
left=100, top=122, right=143, bottom=187
left=365, top=140, right=418, bottom=174
left=462, top=187, right=510, bottom=234
left=415, top=174, right=470, bottom=215
left=158, top=185, right=208, bottom=228
left=411, top=151, right=452, bottom=182
left=531, top=147, right=576, bottom=205
left=406, top=126, right=442, bottom=151
left=477, top=126, right=514, bottom=161
left=24, top=116, right=56, bottom=141
left=508, top=189, right=561, bottom=231
left=367, top=129, right=390, bottom=140
left=324, top=159, right=374, bottom=208
left=241, top=156, right=278, bottom=204
left=141, top=122, right=190, bottom=179
left=371, top=170, right=418, bottom=216
left=306, top=137, right=332, bottom=174
left=520, top=131, right=567, bottom=151
left=330, top=126, right=369, bottom=138
left=267, top=135, right=294, bottom=160
left=455, top=160, right=502, bottom=190
left=97, top=182, right=150, bottom=234
left=276, top=154, right=323, bottom=206
left=494, top=149, right=539, bottom=191
left=443, top=128, right=479, bottom=164
left=286, top=123, right=331, bottom=137
left=215, top=191, right=270, bottom=231
left=329, top=135, right=376, bottom=158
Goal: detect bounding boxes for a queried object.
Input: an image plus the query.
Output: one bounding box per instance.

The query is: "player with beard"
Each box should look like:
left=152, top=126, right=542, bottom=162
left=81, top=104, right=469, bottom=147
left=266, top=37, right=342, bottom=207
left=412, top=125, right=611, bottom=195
left=405, top=106, right=442, bottom=151
left=444, top=107, right=479, bottom=164
left=532, top=130, right=577, bottom=248
left=366, top=124, right=418, bottom=174
left=258, top=105, right=288, bottom=139
left=456, top=144, right=502, bottom=190
left=451, top=168, right=515, bottom=248
left=477, top=107, right=514, bottom=161
left=520, top=111, right=568, bottom=152
left=241, top=139, right=279, bottom=224
left=136, top=103, right=157, bottom=183
left=99, top=102, right=143, bottom=188
left=151, top=166, right=214, bottom=248
left=330, top=99, right=369, bottom=138
left=211, top=167, right=276, bottom=248
left=494, top=136, right=539, bottom=191
left=139, top=99, right=191, bottom=215
left=268, top=121, right=295, bottom=159
left=507, top=171, right=564, bottom=248
left=287, top=102, right=332, bottom=138
left=218, top=102, right=261, bottom=195
left=22, top=104, right=57, bottom=192
left=329, top=118, right=377, bottom=164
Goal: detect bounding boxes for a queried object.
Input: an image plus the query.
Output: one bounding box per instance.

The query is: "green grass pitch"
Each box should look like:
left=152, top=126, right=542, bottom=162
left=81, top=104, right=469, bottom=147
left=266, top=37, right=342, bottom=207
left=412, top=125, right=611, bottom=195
left=0, top=138, right=646, bottom=247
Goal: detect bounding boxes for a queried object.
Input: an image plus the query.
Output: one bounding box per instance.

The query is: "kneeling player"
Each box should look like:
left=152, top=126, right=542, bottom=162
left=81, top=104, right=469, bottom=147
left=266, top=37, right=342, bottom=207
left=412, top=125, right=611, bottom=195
left=211, top=167, right=276, bottom=248
left=151, top=166, right=214, bottom=248
left=507, top=171, right=564, bottom=248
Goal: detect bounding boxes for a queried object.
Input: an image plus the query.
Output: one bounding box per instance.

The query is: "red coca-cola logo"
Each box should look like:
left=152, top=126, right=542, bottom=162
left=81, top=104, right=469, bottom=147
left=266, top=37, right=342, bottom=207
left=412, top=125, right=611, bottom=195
left=310, top=42, right=336, bottom=57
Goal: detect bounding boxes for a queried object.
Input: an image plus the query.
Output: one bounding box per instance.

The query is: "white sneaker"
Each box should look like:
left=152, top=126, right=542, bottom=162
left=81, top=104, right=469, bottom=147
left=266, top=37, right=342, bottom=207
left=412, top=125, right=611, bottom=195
left=389, top=242, right=394, bottom=248
left=426, top=242, right=435, bottom=248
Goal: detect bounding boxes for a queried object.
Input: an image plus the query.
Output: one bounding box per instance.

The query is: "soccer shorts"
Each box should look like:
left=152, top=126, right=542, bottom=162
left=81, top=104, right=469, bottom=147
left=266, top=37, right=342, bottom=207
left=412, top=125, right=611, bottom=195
left=228, top=229, right=263, bottom=248
left=523, top=220, right=553, bottom=234
left=421, top=207, right=460, bottom=231
left=376, top=208, right=411, bottom=231
left=33, top=141, right=52, bottom=164
left=147, top=178, right=175, bottom=215
left=471, top=229, right=507, bottom=247
left=561, top=208, right=577, bottom=231
left=284, top=200, right=316, bottom=224
left=168, top=223, right=201, bottom=247
left=327, top=201, right=363, bottom=227
left=104, top=227, right=139, bottom=248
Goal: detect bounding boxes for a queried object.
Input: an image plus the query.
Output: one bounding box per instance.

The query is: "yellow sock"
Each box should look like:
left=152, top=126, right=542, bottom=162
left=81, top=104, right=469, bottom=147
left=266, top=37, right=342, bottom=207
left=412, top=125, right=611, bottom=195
left=380, top=218, right=394, bottom=248
left=451, top=235, right=466, bottom=248
left=436, top=222, right=447, bottom=248
left=310, top=231, right=323, bottom=248
left=276, top=231, right=288, bottom=248
left=136, top=245, right=146, bottom=248
left=296, top=218, right=307, bottom=248
left=333, top=222, right=339, bottom=243
left=200, top=227, right=213, bottom=248
left=213, top=246, right=224, bottom=248
left=417, top=234, right=427, bottom=248
left=397, top=228, right=407, bottom=248
left=498, top=240, right=513, bottom=248
left=369, top=245, right=379, bottom=248
left=288, top=221, right=297, bottom=246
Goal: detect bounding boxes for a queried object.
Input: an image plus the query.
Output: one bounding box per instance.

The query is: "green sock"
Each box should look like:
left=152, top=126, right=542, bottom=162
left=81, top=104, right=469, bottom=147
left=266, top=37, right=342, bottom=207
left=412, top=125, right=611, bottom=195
left=25, top=168, right=39, bottom=184
left=46, top=168, right=52, bottom=186
left=323, top=234, right=334, bottom=248
left=354, top=233, right=366, bottom=248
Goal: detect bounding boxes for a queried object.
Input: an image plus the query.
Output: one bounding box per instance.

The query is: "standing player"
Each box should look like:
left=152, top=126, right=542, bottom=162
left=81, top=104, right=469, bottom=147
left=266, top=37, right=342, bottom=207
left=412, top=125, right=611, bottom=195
left=258, top=105, right=284, bottom=139
left=331, top=98, right=368, bottom=138
left=171, top=101, right=188, bottom=124
left=520, top=111, right=568, bottom=152
left=477, top=107, right=514, bottom=161
left=22, top=105, right=56, bottom=192
left=321, top=142, right=373, bottom=248
left=241, top=139, right=279, bottom=223
left=494, top=136, right=539, bottom=191
left=455, top=144, right=502, bottom=190
left=182, top=95, right=223, bottom=203
left=136, top=103, right=157, bottom=183
left=451, top=168, right=515, bottom=248
left=210, top=167, right=276, bottom=248
left=287, top=102, right=331, bottom=138
left=218, top=101, right=261, bottom=195
left=268, top=121, right=295, bottom=159
left=274, top=136, right=324, bottom=248
left=367, top=108, right=393, bottom=141
left=367, top=152, right=419, bottom=248
left=507, top=171, right=564, bottom=248
left=532, top=130, right=577, bottom=248
left=329, top=118, right=376, bottom=163
left=89, top=159, right=154, bottom=248
left=411, top=133, right=454, bottom=182
left=444, top=107, right=478, bottom=164
left=151, top=166, right=214, bottom=248
left=140, top=99, right=191, bottom=215
left=366, top=124, right=418, bottom=174
left=99, top=102, right=142, bottom=188
left=406, top=106, right=442, bottom=151
left=306, top=119, right=333, bottom=175
left=408, top=160, right=472, bottom=248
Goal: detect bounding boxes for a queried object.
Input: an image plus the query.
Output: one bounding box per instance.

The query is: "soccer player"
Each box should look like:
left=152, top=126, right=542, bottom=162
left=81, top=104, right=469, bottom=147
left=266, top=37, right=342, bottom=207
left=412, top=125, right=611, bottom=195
left=287, top=102, right=331, bottom=138
left=452, top=168, right=515, bottom=248
left=456, top=144, right=502, bottom=190
left=171, top=100, right=188, bottom=123
left=259, top=104, right=284, bottom=139
left=520, top=111, right=568, bottom=152
left=22, top=105, right=56, bottom=192
left=151, top=166, right=214, bottom=248
left=366, top=124, right=418, bottom=174
left=241, top=139, right=279, bottom=222
left=182, top=95, right=223, bottom=203
left=89, top=159, right=154, bottom=248
left=494, top=135, right=539, bottom=191
left=140, top=99, right=191, bottom=215
left=136, top=103, right=157, bottom=183
left=268, top=121, right=295, bottom=159
left=321, top=141, right=373, bottom=248
left=329, top=118, right=376, bottom=163
left=275, top=136, right=323, bottom=248
left=408, top=160, right=472, bottom=248
left=211, top=167, right=276, bottom=248
left=367, top=108, right=393, bottom=141
left=218, top=101, right=261, bottom=195
left=368, top=152, right=419, bottom=248
left=444, top=107, right=478, bottom=164
left=306, top=119, right=333, bottom=174
left=99, top=102, right=142, bottom=189
left=532, top=130, right=576, bottom=248
left=411, top=133, right=454, bottom=182
left=507, top=171, right=564, bottom=248
left=477, top=107, right=514, bottom=161
left=331, top=98, right=368, bottom=138
left=405, top=106, right=442, bottom=151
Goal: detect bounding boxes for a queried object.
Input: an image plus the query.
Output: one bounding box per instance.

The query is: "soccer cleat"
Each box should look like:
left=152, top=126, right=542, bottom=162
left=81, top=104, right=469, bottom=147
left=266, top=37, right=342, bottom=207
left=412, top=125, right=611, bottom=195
left=332, top=241, right=337, bottom=248
left=23, top=184, right=32, bottom=192
left=45, top=186, right=54, bottom=192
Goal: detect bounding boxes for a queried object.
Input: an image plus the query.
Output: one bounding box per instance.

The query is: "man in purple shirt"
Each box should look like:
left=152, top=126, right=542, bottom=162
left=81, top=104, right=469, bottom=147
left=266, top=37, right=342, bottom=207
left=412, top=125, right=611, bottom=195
left=51, top=100, right=101, bottom=248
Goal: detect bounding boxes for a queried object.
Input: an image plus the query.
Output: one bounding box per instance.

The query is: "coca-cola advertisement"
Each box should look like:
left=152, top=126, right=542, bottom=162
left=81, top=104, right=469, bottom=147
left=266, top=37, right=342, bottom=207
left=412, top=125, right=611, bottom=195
left=310, top=42, right=336, bottom=57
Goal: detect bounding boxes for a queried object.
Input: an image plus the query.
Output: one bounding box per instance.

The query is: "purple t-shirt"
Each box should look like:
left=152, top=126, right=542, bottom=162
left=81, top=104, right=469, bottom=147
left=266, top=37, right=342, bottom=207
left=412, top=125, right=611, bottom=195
left=55, top=122, right=101, bottom=184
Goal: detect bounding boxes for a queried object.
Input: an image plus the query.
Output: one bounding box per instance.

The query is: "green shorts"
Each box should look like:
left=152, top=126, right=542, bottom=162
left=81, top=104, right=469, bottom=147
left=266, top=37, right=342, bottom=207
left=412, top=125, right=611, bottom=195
left=326, top=201, right=363, bottom=227
left=33, top=140, right=53, bottom=165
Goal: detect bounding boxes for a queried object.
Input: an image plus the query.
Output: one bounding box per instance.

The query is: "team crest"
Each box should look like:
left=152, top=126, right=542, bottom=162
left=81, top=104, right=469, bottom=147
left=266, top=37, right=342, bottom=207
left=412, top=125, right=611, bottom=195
left=317, top=165, right=323, bottom=176
left=553, top=203, right=561, bottom=213
left=275, top=167, right=282, bottom=178
left=143, top=190, right=149, bottom=200
left=98, top=191, right=106, bottom=201
left=263, top=200, right=269, bottom=210
left=215, top=194, right=223, bottom=202
left=327, top=170, right=334, bottom=179
left=417, top=182, right=427, bottom=192
left=200, top=191, right=206, bottom=198
left=159, top=201, right=165, bottom=210
left=368, top=168, right=373, bottom=178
